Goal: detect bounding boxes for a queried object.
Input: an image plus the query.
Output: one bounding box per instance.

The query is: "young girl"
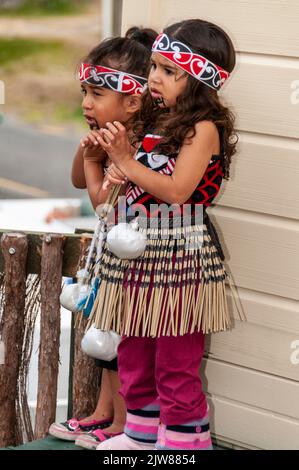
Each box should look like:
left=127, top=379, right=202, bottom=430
left=86, top=19, right=243, bottom=451
left=48, top=26, right=158, bottom=450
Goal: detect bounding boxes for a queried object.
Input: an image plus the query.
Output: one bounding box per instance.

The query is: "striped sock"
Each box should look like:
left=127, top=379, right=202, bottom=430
left=125, top=399, right=160, bottom=444
left=155, top=413, right=213, bottom=450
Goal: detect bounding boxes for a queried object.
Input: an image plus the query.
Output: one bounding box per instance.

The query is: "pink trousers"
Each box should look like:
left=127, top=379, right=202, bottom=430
left=118, top=331, right=207, bottom=426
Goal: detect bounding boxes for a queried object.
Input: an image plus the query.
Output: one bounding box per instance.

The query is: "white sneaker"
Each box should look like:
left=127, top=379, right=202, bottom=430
left=96, top=433, right=155, bottom=450
left=48, top=417, right=112, bottom=441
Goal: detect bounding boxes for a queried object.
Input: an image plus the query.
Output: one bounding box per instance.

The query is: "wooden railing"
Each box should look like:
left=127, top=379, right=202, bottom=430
left=0, top=229, right=101, bottom=448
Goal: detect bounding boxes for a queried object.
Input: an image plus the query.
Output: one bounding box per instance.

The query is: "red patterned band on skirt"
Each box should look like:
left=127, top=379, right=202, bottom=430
left=86, top=221, right=233, bottom=336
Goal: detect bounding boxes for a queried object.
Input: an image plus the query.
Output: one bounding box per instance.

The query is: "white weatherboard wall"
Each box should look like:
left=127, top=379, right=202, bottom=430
left=122, top=0, right=299, bottom=450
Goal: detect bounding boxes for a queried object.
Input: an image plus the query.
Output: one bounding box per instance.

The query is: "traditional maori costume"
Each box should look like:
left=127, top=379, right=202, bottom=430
left=86, top=134, right=244, bottom=337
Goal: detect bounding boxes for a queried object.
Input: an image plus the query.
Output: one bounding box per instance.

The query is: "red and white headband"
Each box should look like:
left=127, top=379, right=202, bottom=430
left=152, top=33, right=230, bottom=91
left=79, top=63, right=147, bottom=95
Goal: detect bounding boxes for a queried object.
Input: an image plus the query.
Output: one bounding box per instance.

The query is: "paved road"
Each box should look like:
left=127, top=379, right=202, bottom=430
left=0, top=118, right=85, bottom=199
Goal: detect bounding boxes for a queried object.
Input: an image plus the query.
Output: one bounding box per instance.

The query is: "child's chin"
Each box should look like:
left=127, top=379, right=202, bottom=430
left=89, top=122, right=100, bottom=130
left=154, top=97, right=167, bottom=108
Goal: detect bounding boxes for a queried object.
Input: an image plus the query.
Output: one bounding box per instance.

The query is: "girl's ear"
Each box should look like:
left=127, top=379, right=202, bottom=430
left=123, top=94, right=142, bottom=115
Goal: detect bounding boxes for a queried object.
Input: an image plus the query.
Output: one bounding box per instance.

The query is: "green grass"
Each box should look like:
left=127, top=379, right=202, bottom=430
left=0, top=37, right=67, bottom=66
left=0, top=36, right=86, bottom=131
left=0, top=0, right=89, bottom=17
left=54, top=103, right=84, bottom=123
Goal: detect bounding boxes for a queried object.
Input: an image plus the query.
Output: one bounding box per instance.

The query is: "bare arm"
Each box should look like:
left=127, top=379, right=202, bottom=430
left=84, top=160, right=127, bottom=210
left=84, top=159, right=107, bottom=209
left=71, top=144, right=87, bottom=188
left=106, top=121, right=219, bottom=205
left=71, top=142, right=107, bottom=189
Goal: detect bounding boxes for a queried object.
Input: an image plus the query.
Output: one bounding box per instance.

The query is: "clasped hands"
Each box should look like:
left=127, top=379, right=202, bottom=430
left=81, top=121, right=134, bottom=190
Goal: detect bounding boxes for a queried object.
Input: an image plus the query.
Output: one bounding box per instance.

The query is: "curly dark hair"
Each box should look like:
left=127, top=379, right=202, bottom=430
left=133, top=19, right=238, bottom=179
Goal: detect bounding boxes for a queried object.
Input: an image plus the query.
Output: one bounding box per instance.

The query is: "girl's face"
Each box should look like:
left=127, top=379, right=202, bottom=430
left=81, top=84, right=132, bottom=129
left=148, top=52, right=188, bottom=108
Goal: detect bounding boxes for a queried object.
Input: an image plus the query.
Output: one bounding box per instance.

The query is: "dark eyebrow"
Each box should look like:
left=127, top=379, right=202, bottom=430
left=163, top=64, right=176, bottom=70
left=81, top=84, right=103, bottom=92
left=151, top=57, right=176, bottom=71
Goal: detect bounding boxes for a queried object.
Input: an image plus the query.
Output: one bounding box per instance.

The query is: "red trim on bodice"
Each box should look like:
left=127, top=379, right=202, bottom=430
left=125, top=134, right=224, bottom=217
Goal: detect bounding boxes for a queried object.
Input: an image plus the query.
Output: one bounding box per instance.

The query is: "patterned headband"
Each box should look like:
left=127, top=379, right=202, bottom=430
left=79, top=63, right=147, bottom=95
left=152, top=33, right=230, bottom=91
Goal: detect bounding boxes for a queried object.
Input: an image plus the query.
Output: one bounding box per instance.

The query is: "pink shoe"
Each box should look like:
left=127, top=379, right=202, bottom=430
left=75, top=428, right=123, bottom=450
left=96, top=433, right=156, bottom=451
left=48, top=417, right=112, bottom=441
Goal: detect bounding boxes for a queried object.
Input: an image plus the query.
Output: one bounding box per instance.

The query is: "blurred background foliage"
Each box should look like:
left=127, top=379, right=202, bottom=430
left=0, top=0, right=89, bottom=16
left=0, top=0, right=101, bottom=134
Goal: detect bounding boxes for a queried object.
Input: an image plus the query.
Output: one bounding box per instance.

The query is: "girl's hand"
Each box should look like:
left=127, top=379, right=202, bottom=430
left=97, top=122, right=135, bottom=166
left=103, top=163, right=128, bottom=190
left=81, top=130, right=105, bottom=162
left=80, top=130, right=102, bottom=148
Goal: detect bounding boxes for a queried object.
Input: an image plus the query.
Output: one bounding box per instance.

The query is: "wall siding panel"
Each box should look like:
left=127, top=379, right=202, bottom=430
left=217, top=133, right=299, bottom=220
left=123, top=0, right=299, bottom=57
left=121, top=0, right=299, bottom=449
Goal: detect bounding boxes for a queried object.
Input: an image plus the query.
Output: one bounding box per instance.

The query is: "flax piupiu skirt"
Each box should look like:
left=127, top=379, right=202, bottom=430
left=86, top=212, right=242, bottom=337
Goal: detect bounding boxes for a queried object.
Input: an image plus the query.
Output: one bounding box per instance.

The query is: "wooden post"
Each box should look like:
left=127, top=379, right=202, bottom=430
left=0, top=233, right=28, bottom=447
left=102, top=0, right=123, bottom=37
left=112, top=0, right=123, bottom=36
left=0, top=229, right=85, bottom=278
left=71, top=236, right=100, bottom=418
left=34, top=234, right=64, bottom=439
